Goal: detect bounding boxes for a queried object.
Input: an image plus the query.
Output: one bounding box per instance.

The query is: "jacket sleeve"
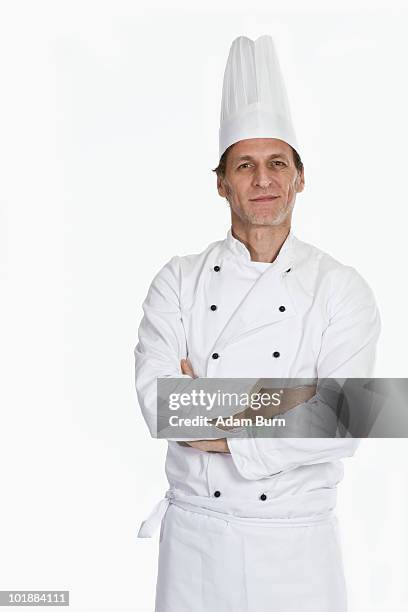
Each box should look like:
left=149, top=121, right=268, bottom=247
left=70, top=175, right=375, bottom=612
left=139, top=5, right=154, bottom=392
left=134, top=255, right=201, bottom=439
left=227, top=266, right=381, bottom=480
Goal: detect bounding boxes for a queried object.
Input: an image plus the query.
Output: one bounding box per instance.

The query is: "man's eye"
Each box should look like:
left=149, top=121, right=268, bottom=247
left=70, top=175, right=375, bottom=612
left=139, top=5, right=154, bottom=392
left=237, top=161, right=285, bottom=169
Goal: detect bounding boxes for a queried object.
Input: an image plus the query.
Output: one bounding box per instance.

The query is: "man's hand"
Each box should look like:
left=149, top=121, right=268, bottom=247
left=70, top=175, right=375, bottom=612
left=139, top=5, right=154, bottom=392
left=180, top=358, right=230, bottom=454
left=213, top=385, right=317, bottom=430
left=185, top=438, right=230, bottom=453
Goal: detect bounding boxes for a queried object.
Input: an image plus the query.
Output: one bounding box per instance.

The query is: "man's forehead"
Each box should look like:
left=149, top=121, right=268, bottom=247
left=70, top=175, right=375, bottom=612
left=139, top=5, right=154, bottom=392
left=229, top=138, right=291, bottom=159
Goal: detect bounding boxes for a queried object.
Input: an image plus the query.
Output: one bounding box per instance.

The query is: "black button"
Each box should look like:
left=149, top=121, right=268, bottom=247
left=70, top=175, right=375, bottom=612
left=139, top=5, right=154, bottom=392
left=212, top=352, right=219, bottom=359
left=273, top=351, right=280, bottom=358
left=279, top=305, right=286, bottom=312
left=285, top=267, right=291, bottom=273
left=214, top=265, right=220, bottom=272
left=260, top=493, right=267, bottom=501
left=210, top=304, right=217, bottom=311
left=214, top=490, right=221, bottom=497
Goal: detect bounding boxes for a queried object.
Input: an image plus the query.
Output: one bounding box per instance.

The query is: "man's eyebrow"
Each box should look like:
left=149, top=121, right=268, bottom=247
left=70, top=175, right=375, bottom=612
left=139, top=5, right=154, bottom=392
left=233, top=153, right=289, bottom=162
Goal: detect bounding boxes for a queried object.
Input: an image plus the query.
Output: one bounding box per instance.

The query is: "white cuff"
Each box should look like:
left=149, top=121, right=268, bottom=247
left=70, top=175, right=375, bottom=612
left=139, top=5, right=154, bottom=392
left=227, top=437, right=284, bottom=480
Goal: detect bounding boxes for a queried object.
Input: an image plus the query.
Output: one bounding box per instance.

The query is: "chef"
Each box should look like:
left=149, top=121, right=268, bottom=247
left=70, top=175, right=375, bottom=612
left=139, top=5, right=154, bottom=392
left=134, top=35, right=381, bottom=612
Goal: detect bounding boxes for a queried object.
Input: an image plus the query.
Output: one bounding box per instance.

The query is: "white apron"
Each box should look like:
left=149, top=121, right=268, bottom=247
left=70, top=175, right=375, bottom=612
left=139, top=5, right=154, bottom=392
left=156, top=503, right=346, bottom=612
left=139, top=487, right=347, bottom=612
left=134, top=228, right=381, bottom=610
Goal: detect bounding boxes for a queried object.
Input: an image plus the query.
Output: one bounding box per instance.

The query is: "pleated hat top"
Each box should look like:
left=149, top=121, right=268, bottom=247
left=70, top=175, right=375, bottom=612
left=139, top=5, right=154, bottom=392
left=219, top=35, right=299, bottom=160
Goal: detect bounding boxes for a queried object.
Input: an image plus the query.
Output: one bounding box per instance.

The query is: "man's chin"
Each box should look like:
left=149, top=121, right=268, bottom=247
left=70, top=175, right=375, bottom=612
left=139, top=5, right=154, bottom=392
left=245, top=215, right=286, bottom=227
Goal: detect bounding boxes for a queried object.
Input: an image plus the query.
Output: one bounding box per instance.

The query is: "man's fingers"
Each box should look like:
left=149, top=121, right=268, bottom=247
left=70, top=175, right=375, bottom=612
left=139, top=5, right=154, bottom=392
left=181, top=358, right=196, bottom=378
left=180, top=358, right=192, bottom=375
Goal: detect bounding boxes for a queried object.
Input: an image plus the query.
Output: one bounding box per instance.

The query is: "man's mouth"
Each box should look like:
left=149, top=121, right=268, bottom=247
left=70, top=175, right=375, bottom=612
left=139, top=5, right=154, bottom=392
left=249, top=196, right=280, bottom=202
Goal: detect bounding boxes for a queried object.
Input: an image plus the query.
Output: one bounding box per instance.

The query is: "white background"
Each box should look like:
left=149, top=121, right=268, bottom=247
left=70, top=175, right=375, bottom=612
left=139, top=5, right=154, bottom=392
left=0, top=1, right=407, bottom=610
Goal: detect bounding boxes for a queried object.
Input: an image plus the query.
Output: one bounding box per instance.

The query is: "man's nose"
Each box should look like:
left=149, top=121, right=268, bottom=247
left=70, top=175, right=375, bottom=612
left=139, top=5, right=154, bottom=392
left=257, top=179, right=271, bottom=188
left=253, top=168, right=274, bottom=188
left=255, top=176, right=273, bottom=189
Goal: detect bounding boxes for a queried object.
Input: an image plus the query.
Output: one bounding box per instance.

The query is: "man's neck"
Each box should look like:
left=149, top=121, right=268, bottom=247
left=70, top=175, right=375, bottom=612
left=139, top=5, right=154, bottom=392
left=231, top=224, right=290, bottom=263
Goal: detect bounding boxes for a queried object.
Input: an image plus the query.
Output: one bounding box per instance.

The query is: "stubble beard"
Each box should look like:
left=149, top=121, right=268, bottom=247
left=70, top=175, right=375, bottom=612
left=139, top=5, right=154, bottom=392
left=228, top=197, right=295, bottom=227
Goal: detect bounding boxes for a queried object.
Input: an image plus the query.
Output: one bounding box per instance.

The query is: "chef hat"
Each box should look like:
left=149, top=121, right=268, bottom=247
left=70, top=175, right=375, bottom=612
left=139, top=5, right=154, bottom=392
left=219, top=35, right=299, bottom=160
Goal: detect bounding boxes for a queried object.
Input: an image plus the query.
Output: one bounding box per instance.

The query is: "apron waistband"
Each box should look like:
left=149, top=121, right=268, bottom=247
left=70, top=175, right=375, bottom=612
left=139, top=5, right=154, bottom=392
left=137, top=488, right=336, bottom=538
left=167, top=498, right=335, bottom=527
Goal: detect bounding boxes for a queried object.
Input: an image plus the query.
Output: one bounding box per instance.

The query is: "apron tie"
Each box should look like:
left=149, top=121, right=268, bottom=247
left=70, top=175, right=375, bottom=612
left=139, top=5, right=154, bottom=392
left=137, top=490, right=173, bottom=538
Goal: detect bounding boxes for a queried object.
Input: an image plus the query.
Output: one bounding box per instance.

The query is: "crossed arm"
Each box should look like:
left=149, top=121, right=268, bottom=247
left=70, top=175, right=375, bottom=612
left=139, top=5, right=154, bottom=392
left=179, top=358, right=316, bottom=453
left=135, top=256, right=381, bottom=478
left=179, top=358, right=231, bottom=453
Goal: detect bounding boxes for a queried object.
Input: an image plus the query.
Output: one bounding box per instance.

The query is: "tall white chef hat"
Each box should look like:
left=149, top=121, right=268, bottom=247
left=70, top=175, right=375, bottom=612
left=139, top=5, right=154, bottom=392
left=219, top=35, right=299, bottom=160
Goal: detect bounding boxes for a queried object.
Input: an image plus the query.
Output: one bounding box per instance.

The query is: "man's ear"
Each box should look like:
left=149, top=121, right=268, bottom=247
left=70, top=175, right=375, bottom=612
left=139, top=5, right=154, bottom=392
left=217, top=176, right=227, bottom=198
left=296, top=167, right=305, bottom=193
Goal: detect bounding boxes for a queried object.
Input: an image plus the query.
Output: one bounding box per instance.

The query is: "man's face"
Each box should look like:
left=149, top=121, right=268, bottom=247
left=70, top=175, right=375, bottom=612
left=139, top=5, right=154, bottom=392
left=217, top=138, right=305, bottom=227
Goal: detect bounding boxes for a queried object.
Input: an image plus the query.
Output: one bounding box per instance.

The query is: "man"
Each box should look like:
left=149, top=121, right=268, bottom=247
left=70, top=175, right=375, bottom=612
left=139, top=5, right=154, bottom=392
left=134, top=35, right=380, bottom=612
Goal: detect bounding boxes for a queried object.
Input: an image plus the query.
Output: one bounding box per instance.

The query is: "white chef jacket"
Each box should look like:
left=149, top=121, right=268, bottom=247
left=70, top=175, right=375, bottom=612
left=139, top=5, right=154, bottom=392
left=134, top=227, right=380, bottom=611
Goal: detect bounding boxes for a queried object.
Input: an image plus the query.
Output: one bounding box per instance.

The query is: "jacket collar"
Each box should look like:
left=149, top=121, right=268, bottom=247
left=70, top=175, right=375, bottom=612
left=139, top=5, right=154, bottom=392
left=224, top=226, right=296, bottom=272
left=209, top=227, right=298, bottom=351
